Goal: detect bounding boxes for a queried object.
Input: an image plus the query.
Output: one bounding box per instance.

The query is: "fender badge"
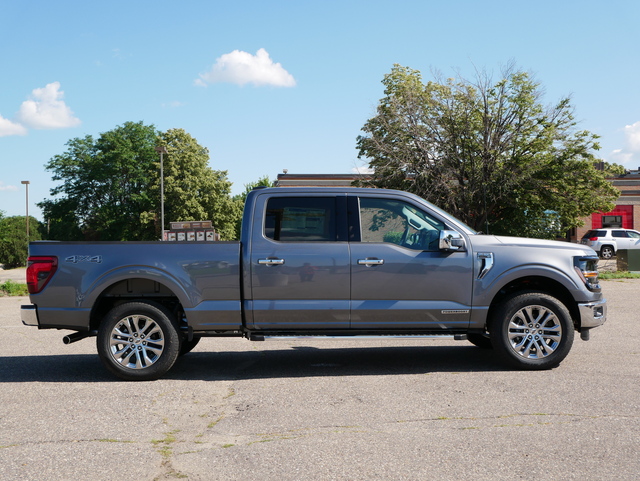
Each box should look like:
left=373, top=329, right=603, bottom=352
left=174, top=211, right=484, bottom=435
left=65, top=255, right=103, bottom=264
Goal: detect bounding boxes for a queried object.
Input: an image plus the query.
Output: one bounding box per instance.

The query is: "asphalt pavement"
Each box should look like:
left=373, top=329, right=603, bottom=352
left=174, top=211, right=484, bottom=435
left=1, top=280, right=638, bottom=480
left=0, top=267, right=26, bottom=283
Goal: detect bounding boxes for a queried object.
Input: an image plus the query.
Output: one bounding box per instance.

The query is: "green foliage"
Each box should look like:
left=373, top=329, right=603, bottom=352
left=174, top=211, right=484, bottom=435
left=383, top=231, right=403, bottom=244
left=233, top=175, right=273, bottom=203
left=356, top=64, right=619, bottom=238
left=232, top=175, right=273, bottom=238
left=599, top=271, right=640, bottom=279
left=602, top=162, right=627, bottom=177
left=0, top=280, right=29, bottom=296
left=153, top=128, right=242, bottom=240
left=40, top=121, right=160, bottom=240
left=0, top=216, right=42, bottom=268
left=39, top=122, right=241, bottom=241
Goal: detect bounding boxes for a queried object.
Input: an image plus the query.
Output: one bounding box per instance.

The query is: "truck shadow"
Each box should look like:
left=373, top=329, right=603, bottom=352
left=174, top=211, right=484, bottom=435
left=0, top=345, right=505, bottom=383
left=171, top=345, right=507, bottom=381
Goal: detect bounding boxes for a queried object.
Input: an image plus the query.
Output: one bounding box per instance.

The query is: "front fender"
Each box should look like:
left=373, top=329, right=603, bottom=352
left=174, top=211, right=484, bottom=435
left=473, top=263, right=583, bottom=307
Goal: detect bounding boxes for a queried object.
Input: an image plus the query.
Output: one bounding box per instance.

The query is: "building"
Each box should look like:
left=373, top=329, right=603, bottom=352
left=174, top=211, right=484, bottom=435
left=275, top=173, right=365, bottom=188
left=575, top=167, right=640, bottom=241
left=276, top=170, right=640, bottom=241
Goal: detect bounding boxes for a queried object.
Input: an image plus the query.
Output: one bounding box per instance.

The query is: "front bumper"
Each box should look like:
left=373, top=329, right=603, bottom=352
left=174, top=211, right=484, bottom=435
left=578, top=298, right=607, bottom=329
left=21, top=304, right=38, bottom=327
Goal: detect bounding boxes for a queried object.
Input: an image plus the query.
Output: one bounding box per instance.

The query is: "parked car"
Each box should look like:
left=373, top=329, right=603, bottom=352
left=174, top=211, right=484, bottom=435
left=580, top=228, right=640, bottom=259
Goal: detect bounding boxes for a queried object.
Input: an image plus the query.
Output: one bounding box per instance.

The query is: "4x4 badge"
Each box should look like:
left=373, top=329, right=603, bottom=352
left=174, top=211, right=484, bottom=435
left=65, top=255, right=103, bottom=264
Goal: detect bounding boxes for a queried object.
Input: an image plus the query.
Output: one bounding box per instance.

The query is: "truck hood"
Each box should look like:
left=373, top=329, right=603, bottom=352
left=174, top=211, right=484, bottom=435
left=469, top=234, right=598, bottom=256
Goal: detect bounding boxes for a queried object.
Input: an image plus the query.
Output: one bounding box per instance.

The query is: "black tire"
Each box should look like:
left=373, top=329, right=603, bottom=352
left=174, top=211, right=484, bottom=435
left=467, top=333, right=493, bottom=349
left=179, top=336, right=201, bottom=356
left=97, top=301, right=181, bottom=381
left=490, top=291, right=574, bottom=370
left=600, top=246, right=614, bottom=259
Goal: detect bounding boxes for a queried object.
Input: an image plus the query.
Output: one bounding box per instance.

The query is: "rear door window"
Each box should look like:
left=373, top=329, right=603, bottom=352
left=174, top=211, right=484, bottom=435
left=264, top=197, right=338, bottom=242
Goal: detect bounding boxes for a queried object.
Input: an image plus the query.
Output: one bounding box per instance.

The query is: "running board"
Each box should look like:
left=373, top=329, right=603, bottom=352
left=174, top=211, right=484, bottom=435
left=249, top=333, right=468, bottom=342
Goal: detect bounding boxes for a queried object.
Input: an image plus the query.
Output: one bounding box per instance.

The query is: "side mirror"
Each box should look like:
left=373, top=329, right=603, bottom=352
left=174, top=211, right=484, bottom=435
left=439, top=230, right=465, bottom=251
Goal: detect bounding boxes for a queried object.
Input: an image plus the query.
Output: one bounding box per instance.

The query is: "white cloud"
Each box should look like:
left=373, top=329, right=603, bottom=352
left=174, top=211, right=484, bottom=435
left=623, top=121, right=640, bottom=152
left=197, top=48, right=296, bottom=87
left=16, top=82, right=81, bottom=130
left=351, top=165, right=375, bottom=175
left=609, top=121, right=640, bottom=166
left=0, top=181, right=18, bottom=192
left=0, top=115, right=27, bottom=137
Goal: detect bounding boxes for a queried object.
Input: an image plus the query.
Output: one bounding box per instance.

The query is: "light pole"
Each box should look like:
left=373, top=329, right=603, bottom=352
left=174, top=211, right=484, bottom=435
left=21, top=180, right=30, bottom=239
left=154, top=146, right=168, bottom=240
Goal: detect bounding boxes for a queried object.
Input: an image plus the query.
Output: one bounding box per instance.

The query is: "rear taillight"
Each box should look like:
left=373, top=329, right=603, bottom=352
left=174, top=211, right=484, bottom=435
left=588, top=237, right=599, bottom=241
left=26, top=256, right=58, bottom=294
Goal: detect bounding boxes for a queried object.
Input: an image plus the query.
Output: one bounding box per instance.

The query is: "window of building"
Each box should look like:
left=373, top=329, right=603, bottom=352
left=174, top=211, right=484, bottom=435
left=602, top=215, right=623, bottom=228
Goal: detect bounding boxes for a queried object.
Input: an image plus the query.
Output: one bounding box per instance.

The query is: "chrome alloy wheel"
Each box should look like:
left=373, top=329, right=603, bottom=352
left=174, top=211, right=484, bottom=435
left=109, top=314, right=165, bottom=369
left=507, top=305, right=562, bottom=359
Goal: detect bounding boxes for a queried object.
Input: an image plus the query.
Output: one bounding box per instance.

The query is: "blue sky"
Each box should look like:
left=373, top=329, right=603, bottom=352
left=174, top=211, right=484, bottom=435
left=2, top=0, right=639, bottom=220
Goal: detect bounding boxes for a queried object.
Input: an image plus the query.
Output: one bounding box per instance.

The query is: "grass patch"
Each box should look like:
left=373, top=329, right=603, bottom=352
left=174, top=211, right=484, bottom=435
left=600, top=271, right=640, bottom=280
left=207, top=415, right=224, bottom=428
left=0, top=280, right=28, bottom=296
left=152, top=430, right=180, bottom=458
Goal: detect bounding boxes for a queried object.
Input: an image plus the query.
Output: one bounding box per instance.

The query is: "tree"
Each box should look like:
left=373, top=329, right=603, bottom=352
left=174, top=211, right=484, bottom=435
left=152, top=128, right=242, bottom=240
left=40, top=121, right=160, bottom=240
left=232, top=175, right=273, bottom=238
left=39, top=122, right=241, bottom=241
left=0, top=216, right=42, bottom=268
left=356, top=64, right=619, bottom=238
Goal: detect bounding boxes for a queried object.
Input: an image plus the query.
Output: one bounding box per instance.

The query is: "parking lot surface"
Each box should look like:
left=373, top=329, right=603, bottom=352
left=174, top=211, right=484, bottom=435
left=1, top=280, right=638, bottom=480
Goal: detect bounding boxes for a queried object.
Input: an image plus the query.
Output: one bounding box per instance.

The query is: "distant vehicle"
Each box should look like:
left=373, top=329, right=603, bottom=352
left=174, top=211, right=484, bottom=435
left=22, top=187, right=607, bottom=380
left=580, top=228, right=640, bottom=259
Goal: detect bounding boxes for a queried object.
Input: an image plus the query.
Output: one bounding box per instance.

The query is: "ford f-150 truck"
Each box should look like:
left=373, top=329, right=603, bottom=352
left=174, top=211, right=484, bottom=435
left=21, top=187, right=607, bottom=380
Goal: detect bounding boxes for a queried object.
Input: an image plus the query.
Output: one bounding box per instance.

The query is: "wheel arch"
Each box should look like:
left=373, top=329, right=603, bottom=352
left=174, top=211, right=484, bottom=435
left=486, top=276, right=579, bottom=332
left=86, top=270, right=192, bottom=331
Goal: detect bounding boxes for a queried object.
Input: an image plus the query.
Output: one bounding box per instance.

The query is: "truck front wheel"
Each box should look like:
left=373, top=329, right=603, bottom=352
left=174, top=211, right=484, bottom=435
left=490, top=292, right=574, bottom=370
left=97, top=301, right=181, bottom=381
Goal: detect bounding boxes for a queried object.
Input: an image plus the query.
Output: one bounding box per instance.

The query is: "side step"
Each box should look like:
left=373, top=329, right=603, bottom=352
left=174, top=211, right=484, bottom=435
left=248, top=333, right=468, bottom=342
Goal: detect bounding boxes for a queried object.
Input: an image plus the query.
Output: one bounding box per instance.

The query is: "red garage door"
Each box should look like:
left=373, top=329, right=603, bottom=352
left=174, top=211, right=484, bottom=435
left=592, top=205, right=634, bottom=229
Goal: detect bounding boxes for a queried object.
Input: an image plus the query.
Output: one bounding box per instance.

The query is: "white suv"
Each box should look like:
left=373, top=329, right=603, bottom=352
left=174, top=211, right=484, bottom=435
left=580, top=228, right=640, bottom=259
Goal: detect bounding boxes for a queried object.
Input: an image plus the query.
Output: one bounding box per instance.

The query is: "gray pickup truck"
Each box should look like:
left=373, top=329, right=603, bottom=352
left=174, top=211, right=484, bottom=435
left=22, top=187, right=607, bottom=380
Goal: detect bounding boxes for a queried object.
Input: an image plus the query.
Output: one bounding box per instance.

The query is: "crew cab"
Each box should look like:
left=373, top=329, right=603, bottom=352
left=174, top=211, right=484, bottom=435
left=21, top=187, right=607, bottom=380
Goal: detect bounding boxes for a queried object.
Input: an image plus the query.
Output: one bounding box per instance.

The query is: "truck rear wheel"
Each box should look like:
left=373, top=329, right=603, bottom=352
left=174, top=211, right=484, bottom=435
left=97, top=301, right=181, bottom=381
left=490, top=292, right=574, bottom=370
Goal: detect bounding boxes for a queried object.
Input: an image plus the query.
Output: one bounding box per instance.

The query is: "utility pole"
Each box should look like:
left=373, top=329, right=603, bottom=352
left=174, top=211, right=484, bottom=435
left=21, top=180, right=30, bottom=239
left=154, top=146, right=168, bottom=240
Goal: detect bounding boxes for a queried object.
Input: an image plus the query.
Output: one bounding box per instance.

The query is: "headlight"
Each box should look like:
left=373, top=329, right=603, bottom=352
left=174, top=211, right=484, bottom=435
left=574, top=256, right=601, bottom=292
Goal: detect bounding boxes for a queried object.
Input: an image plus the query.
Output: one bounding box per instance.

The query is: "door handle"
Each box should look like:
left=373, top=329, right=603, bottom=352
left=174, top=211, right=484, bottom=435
left=258, top=258, right=285, bottom=266
left=357, top=258, right=384, bottom=267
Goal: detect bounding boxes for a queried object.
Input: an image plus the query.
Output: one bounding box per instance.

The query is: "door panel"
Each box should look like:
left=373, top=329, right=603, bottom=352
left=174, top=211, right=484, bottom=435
left=350, top=195, right=472, bottom=330
left=350, top=244, right=472, bottom=329
left=249, top=195, right=350, bottom=330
